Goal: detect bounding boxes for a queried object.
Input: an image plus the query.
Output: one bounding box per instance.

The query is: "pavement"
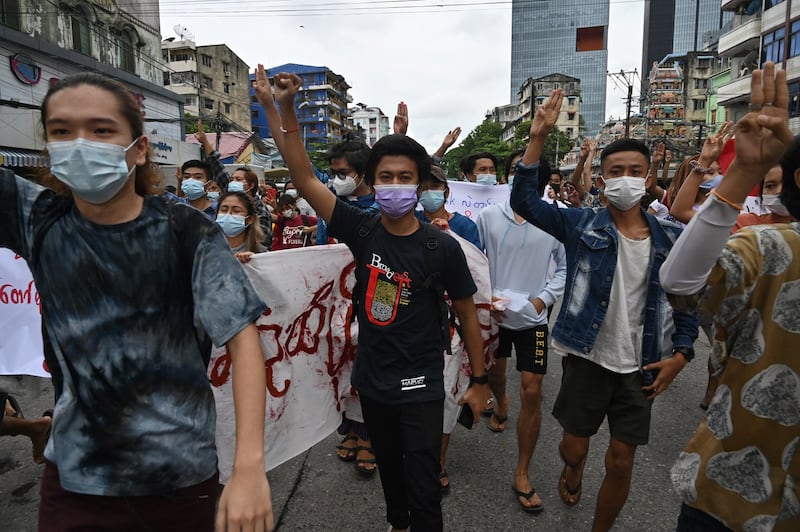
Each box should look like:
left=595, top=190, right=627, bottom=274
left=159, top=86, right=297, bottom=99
left=1, top=335, right=710, bottom=531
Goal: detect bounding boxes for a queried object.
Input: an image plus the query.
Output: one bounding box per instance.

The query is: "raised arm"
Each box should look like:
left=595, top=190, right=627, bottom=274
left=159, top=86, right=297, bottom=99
left=272, top=72, right=336, bottom=223
left=253, top=64, right=287, bottom=155
left=661, top=63, right=793, bottom=298
left=393, top=101, right=408, bottom=135
left=646, top=142, right=667, bottom=202
left=195, top=120, right=230, bottom=190
left=432, top=127, right=462, bottom=161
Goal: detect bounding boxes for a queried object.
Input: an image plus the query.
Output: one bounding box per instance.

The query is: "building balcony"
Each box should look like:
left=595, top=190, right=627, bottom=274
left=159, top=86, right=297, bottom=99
left=716, top=73, right=752, bottom=105
left=166, top=59, right=197, bottom=72
left=721, top=0, right=751, bottom=12
left=718, top=15, right=761, bottom=57
left=763, top=1, right=788, bottom=33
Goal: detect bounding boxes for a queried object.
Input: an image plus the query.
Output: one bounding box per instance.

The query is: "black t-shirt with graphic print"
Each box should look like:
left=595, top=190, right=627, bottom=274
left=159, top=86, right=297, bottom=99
left=328, top=199, right=477, bottom=405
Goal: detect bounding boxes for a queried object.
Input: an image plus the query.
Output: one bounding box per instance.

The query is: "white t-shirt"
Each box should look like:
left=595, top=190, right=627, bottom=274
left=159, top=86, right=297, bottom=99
left=553, top=233, right=651, bottom=373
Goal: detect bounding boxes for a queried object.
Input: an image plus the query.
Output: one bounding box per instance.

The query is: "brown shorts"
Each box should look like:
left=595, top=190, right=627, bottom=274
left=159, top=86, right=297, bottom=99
left=39, top=462, right=219, bottom=532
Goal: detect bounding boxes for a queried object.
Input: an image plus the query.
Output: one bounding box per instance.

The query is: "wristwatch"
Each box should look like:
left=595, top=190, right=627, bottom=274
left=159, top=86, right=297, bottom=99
left=672, top=347, right=695, bottom=362
left=469, top=374, right=489, bottom=385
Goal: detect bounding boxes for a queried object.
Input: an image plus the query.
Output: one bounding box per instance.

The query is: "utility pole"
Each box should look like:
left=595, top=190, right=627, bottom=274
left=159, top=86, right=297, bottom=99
left=608, top=69, right=639, bottom=138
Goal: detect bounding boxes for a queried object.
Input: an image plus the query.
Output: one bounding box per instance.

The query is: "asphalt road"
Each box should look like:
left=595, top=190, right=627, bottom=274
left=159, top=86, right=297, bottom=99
left=0, top=329, right=709, bottom=532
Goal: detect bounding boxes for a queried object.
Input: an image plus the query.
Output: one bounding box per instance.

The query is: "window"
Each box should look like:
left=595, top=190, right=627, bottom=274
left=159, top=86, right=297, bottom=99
left=766, top=0, right=786, bottom=8
left=201, top=54, right=212, bottom=67
left=163, top=71, right=170, bottom=86
left=252, top=110, right=259, bottom=119
left=173, top=52, right=191, bottom=62
left=251, top=95, right=257, bottom=103
left=789, top=82, right=800, bottom=118
left=566, top=127, right=574, bottom=137
left=791, top=20, right=800, bottom=58
left=224, top=103, right=231, bottom=114
left=71, top=5, right=92, bottom=55
left=204, top=98, right=214, bottom=110
left=554, top=83, right=560, bottom=89
left=118, top=29, right=137, bottom=75
left=202, top=76, right=212, bottom=90
left=222, top=62, right=230, bottom=74
left=223, top=83, right=230, bottom=94
left=184, top=95, right=196, bottom=107
left=762, top=27, right=785, bottom=65
left=0, top=0, right=20, bottom=30
left=568, top=96, right=577, bottom=106
left=693, top=99, right=706, bottom=111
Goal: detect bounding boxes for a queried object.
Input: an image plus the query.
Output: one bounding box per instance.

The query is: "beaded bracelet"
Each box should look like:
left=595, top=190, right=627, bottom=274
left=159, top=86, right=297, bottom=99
left=689, top=160, right=710, bottom=174
left=711, top=189, right=743, bottom=211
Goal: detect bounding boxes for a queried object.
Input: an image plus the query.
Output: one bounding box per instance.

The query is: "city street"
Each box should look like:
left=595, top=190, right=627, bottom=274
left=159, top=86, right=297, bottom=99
left=1, top=333, right=709, bottom=531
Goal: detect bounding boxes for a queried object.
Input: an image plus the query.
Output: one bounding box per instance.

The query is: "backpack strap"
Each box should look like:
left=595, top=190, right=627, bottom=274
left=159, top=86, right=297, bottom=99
left=419, top=223, right=459, bottom=357
left=349, top=214, right=382, bottom=323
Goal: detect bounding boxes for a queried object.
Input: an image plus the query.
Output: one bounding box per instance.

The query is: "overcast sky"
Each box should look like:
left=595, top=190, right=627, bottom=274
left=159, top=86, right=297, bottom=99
left=159, top=0, right=645, bottom=152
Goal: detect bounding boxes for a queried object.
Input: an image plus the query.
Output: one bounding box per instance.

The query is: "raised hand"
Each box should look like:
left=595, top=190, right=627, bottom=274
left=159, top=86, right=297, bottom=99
left=699, top=121, right=733, bottom=163
left=651, top=142, right=665, bottom=169
left=393, top=101, right=409, bottom=135
left=272, top=72, right=303, bottom=108
left=442, top=127, right=461, bottom=148
left=253, top=64, right=274, bottom=108
left=530, top=89, right=564, bottom=139
left=195, top=119, right=209, bottom=147
left=733, top=62, right=793, bottom=173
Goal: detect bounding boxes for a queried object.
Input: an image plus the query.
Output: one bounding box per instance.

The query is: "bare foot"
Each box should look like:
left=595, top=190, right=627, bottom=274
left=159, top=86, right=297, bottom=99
left=30, top=415, right=52, bottom=464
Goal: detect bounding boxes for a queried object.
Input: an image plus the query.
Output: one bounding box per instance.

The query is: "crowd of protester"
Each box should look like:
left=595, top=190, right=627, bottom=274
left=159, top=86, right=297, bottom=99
left=0, top=62, right=798, bottom=532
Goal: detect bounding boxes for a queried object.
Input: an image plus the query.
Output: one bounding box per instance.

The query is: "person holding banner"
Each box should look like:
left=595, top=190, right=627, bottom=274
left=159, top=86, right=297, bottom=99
left=1, top=73, right=273, bottom=532
left=267, top=69, right=488, bottom=532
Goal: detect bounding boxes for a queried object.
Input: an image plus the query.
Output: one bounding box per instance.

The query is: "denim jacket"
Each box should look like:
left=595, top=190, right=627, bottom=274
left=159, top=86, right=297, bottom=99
left=510, top=161, right=698, bottom=385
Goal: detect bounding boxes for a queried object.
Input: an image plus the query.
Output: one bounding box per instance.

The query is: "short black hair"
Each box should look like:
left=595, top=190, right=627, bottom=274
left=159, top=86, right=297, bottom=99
left=600, top=139, right=650, bottom=172
left=503, top=148, right=526, bottom=180
left=364, top=134, right=432, bottom=187
left=537, top=159, right=552, bottom=198
left=780, top=136, right=800, bottom=219
left=326, top=135, right=371, bottom=177
left=277, top=194, right=297, bottom=209
left=460, top=151, right=498, bottom=177
left=181, top=159, right=211, bottom=181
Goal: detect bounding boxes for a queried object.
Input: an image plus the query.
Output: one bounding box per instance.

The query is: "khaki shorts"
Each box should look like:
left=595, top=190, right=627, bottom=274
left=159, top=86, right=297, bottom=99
left=552, top=354, right=653, bottom=446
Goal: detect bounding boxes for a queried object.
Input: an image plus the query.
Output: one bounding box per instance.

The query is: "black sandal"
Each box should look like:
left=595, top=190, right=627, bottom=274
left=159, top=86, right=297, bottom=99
left=354, top=446, right=377, bottom=477
left=335, top=434, right=358, bottom=462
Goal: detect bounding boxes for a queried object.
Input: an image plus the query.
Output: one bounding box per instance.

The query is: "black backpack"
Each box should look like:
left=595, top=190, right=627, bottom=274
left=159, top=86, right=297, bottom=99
left=351, top=215, right=460, bottom=356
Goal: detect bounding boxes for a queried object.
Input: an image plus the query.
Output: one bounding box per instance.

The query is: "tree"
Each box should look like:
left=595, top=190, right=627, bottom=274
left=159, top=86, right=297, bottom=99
left=184, top=113, right=211, bottom=136
left=542, top=126, right=574, bottom=169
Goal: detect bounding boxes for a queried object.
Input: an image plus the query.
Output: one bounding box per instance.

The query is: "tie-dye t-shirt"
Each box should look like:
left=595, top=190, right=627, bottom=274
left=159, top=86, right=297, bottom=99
left=0, top=169, right=266, bottom=496
left=671, top=223, right=800, bottom=530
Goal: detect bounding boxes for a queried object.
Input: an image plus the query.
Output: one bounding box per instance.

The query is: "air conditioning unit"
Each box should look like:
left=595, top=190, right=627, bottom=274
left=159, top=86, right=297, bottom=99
left=224, top=70, right=231, bottom=77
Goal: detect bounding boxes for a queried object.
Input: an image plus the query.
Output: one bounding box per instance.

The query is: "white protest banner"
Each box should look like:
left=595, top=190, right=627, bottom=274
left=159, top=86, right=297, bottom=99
left=444, top=181, right=510, bottom=220
left=0, top=249, right=47, bottom=377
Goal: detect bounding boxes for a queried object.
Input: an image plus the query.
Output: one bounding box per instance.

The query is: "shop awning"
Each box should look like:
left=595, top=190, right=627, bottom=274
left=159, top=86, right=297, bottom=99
left=0, top=149, right=48, bottom=168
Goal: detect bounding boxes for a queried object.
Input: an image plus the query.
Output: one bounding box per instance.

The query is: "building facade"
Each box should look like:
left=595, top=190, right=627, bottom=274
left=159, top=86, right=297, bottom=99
left=162, top=40, right=251, bottom=133
left=717, top=0, right=800, bottom=132
left=349, top=104, right=390, bottom=147
left=251, top=64, right=353, bottom=150
left=0, top=0, right=189, bottom=170
left=519, top=74, right=582, bottom=140
left=511, top=0, right=607, bottom=135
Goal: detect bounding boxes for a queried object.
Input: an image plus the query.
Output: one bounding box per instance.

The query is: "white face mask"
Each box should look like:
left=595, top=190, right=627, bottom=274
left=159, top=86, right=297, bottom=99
left=602, top=176, right=646, bottom=211
left=332, top=174, right=359, bottom=196
left=284, top=189, right=298, bottom=198
left=282, top=208, right=294, bottom=218
left=47, top=137, right=139, bottom=204
left=762, top=194, right=791, bottom=217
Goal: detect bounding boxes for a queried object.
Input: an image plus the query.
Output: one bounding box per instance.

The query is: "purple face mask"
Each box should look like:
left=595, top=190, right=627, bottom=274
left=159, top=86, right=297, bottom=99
left=374, top=184, right=419, bottom=218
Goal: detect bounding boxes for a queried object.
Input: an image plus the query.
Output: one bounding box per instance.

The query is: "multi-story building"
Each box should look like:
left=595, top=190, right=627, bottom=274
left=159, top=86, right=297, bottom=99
left=350, top=104, right=390, bottom=147
left=641, top=1, right=731, bottom=110
left=645, top=52, right=720, bottom=148
left=717, top=0, right=800, bottom=132
left=511, top=0, right=607, bottom=135
left=1, top=0, right=189, bottom=170
left=518, top=74, right=582, bottom=140
left=485, top=103, right=519, bottom=143
left=162, top=39, right=251, bottom=133
left=251, top=64, right=353, bottom=150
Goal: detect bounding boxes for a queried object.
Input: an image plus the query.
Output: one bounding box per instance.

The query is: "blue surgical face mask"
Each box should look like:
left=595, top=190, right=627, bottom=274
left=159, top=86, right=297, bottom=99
left=216, top=213, right=247, bottom=237
left=228, top=181, right=245, bottom=193
left=418, top=189, right=446, bottom=212
left=507, top=175, right=515, bottom=187
left=47, top=137, right=139, bottom=204
left=206, top=191, right=220, bottom=202
left=181, top=178, right=206, bottom=200
left=476, top=173, right=497, bottom=186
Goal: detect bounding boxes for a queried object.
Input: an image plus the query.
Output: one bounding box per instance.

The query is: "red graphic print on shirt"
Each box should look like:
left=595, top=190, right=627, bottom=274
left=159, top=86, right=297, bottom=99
left=364, top=252, right=412, bottom=326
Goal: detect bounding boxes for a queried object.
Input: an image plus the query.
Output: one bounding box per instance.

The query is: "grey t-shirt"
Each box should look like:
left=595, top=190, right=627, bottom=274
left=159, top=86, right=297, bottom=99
left=0, top=169, right=266, bottom=496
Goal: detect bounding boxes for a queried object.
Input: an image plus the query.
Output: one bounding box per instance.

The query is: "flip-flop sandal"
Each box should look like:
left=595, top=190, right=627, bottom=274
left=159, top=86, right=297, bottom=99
left=335, top=434, right=358, bottom=462
left=511, top=485, right=544, bottom=514
left=354, top=446, right=377, bottom=477
left=558, top=466, right=582, bottom=506
left=488, top=413, right=508, bottom=433
left=439, top=470, right=450, bottom=495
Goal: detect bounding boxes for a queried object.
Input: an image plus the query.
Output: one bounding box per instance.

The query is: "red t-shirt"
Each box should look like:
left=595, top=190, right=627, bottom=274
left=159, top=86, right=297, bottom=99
left=272, top=214, right=318, bottom=250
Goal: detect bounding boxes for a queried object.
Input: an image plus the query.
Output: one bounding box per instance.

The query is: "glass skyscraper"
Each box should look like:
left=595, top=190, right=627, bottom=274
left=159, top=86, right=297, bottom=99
left=510, top=0, right=609, bottom=135
left=673, top=0, right=730, bottom=54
